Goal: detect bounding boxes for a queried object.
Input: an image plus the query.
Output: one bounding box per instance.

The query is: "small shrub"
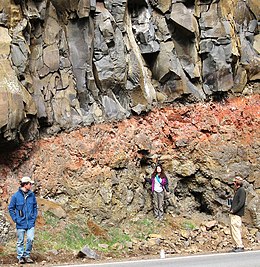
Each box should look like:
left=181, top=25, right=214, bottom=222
left=182, top=220, right=196, bottom=230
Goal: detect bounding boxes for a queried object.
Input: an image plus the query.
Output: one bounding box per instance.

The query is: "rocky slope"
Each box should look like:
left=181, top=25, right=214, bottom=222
left=1, top=93, right=260, bottom=235
left=0, top=0, right=259, bottom=264
left=0, top=93, right=260, bottom=265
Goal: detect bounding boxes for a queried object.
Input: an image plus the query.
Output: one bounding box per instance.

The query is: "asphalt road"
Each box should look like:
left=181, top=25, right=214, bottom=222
left=54, top=250, right=260, bottom=267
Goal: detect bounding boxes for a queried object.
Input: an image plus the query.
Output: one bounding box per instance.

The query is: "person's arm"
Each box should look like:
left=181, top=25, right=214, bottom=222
left=33, top=195, right=38, bottom=220
left=144, top=177, right=152, bottom=184
left=161, top=177, right=167, bottom=186
left=8, top=195, right=17, bottom=223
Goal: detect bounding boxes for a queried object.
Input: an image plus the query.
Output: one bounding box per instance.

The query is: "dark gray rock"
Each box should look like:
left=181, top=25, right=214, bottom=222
left=0, top=0, right=259, bottom=144
left=78, top=245, right=99, bottom=259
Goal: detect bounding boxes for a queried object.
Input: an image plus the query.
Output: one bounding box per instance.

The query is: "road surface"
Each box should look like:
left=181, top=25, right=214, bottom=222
left=54, top=250, right=260, bottom=267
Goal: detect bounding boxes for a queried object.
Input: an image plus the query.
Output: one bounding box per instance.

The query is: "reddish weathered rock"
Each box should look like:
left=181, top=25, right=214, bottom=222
left=0, top=95, right=259, bottom=245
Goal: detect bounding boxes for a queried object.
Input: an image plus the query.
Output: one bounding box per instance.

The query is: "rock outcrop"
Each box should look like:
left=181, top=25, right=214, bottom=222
left=1, top=95, right=259, bottom=242
left=0, top=0, right=259, bottom=145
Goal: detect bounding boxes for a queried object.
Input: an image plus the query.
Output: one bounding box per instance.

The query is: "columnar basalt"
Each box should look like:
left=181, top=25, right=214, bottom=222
left=0, top=0, right=259, bottom=145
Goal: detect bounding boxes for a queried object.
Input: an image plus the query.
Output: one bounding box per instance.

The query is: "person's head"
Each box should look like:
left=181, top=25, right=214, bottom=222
left=152, top=164, right=166, bottom=177
left=233, top=176, right=243, bottom=188
left=156, top=165, right=162, bottom=173
left=20, top=176, right=34, bottom=192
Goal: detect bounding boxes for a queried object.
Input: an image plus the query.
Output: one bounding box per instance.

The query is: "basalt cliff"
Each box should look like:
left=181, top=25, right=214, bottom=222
left=0, top=0, right=259, bottom=143
left=0, top=0, right=260, bottom=256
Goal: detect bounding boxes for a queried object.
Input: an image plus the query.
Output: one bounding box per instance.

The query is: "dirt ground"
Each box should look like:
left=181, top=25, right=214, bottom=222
left=1, top=227, right=260, bottom=267
left=0, top=250, right=162, bottom=266
left=2, top=247, right=260, bottom=267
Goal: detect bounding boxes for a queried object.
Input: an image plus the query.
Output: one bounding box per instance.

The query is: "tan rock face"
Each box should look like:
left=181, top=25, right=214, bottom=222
left=247, top=0, right=260, bottom=20
left=0, top=9, right=37, bottom=141
left=0, top=28, right=11, bottom=56
left=170, top=3, right=199, bottom=35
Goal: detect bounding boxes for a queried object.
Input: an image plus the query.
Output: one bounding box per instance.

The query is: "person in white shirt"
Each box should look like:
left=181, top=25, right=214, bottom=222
left=150, top=165, right=167, bottom=220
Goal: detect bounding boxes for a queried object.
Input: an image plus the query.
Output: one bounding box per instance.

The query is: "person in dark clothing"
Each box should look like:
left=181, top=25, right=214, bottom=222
left=229, top=176, right=246, bottom=252
left=8, top=176, right=38, bottom=264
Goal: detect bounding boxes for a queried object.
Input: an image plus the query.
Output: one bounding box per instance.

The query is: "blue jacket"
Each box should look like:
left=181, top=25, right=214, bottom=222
left=8, top=188, right=38, bottom=229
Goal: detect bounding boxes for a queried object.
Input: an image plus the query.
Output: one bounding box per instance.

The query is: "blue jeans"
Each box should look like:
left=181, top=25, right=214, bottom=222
left=16, top=227, right=35, bottom=259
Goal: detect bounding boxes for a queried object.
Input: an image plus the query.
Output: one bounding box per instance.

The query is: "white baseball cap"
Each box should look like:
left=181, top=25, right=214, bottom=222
left=233, top=176, right=243, bottom=182
left=20, top=176, right=34, bottom=184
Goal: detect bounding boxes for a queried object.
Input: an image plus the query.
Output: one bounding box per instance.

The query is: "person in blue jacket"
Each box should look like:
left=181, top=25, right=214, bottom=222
left=8, top=176, right=38, bottom=264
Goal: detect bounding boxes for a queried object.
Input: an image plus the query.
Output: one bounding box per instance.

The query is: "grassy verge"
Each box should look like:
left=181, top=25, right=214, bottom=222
left=2, top=213, right=196, bottom=258
left=34, top=211, right=134, bottom=254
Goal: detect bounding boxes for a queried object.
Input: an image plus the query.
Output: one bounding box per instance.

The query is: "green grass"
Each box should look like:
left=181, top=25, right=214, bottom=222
left=36, top=220, right=98, bottom=251
left=35, top=211, right=132, bottom=253
left=43, top=210, right=60, bottom=226
left=181, top=220, right=196, bottom=230
left=0, top=240, right=16, bottom=256
left=130, top=218, right=155, bottom=240
left=107, top=228, right=131, bottom=246
left=57, top=224, right=97, bottom=251
left=137, top=218, right=153, bottom=228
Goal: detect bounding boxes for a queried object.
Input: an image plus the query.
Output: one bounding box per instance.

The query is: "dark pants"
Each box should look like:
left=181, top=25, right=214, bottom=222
left=153, top=191, right=164, bottom=219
